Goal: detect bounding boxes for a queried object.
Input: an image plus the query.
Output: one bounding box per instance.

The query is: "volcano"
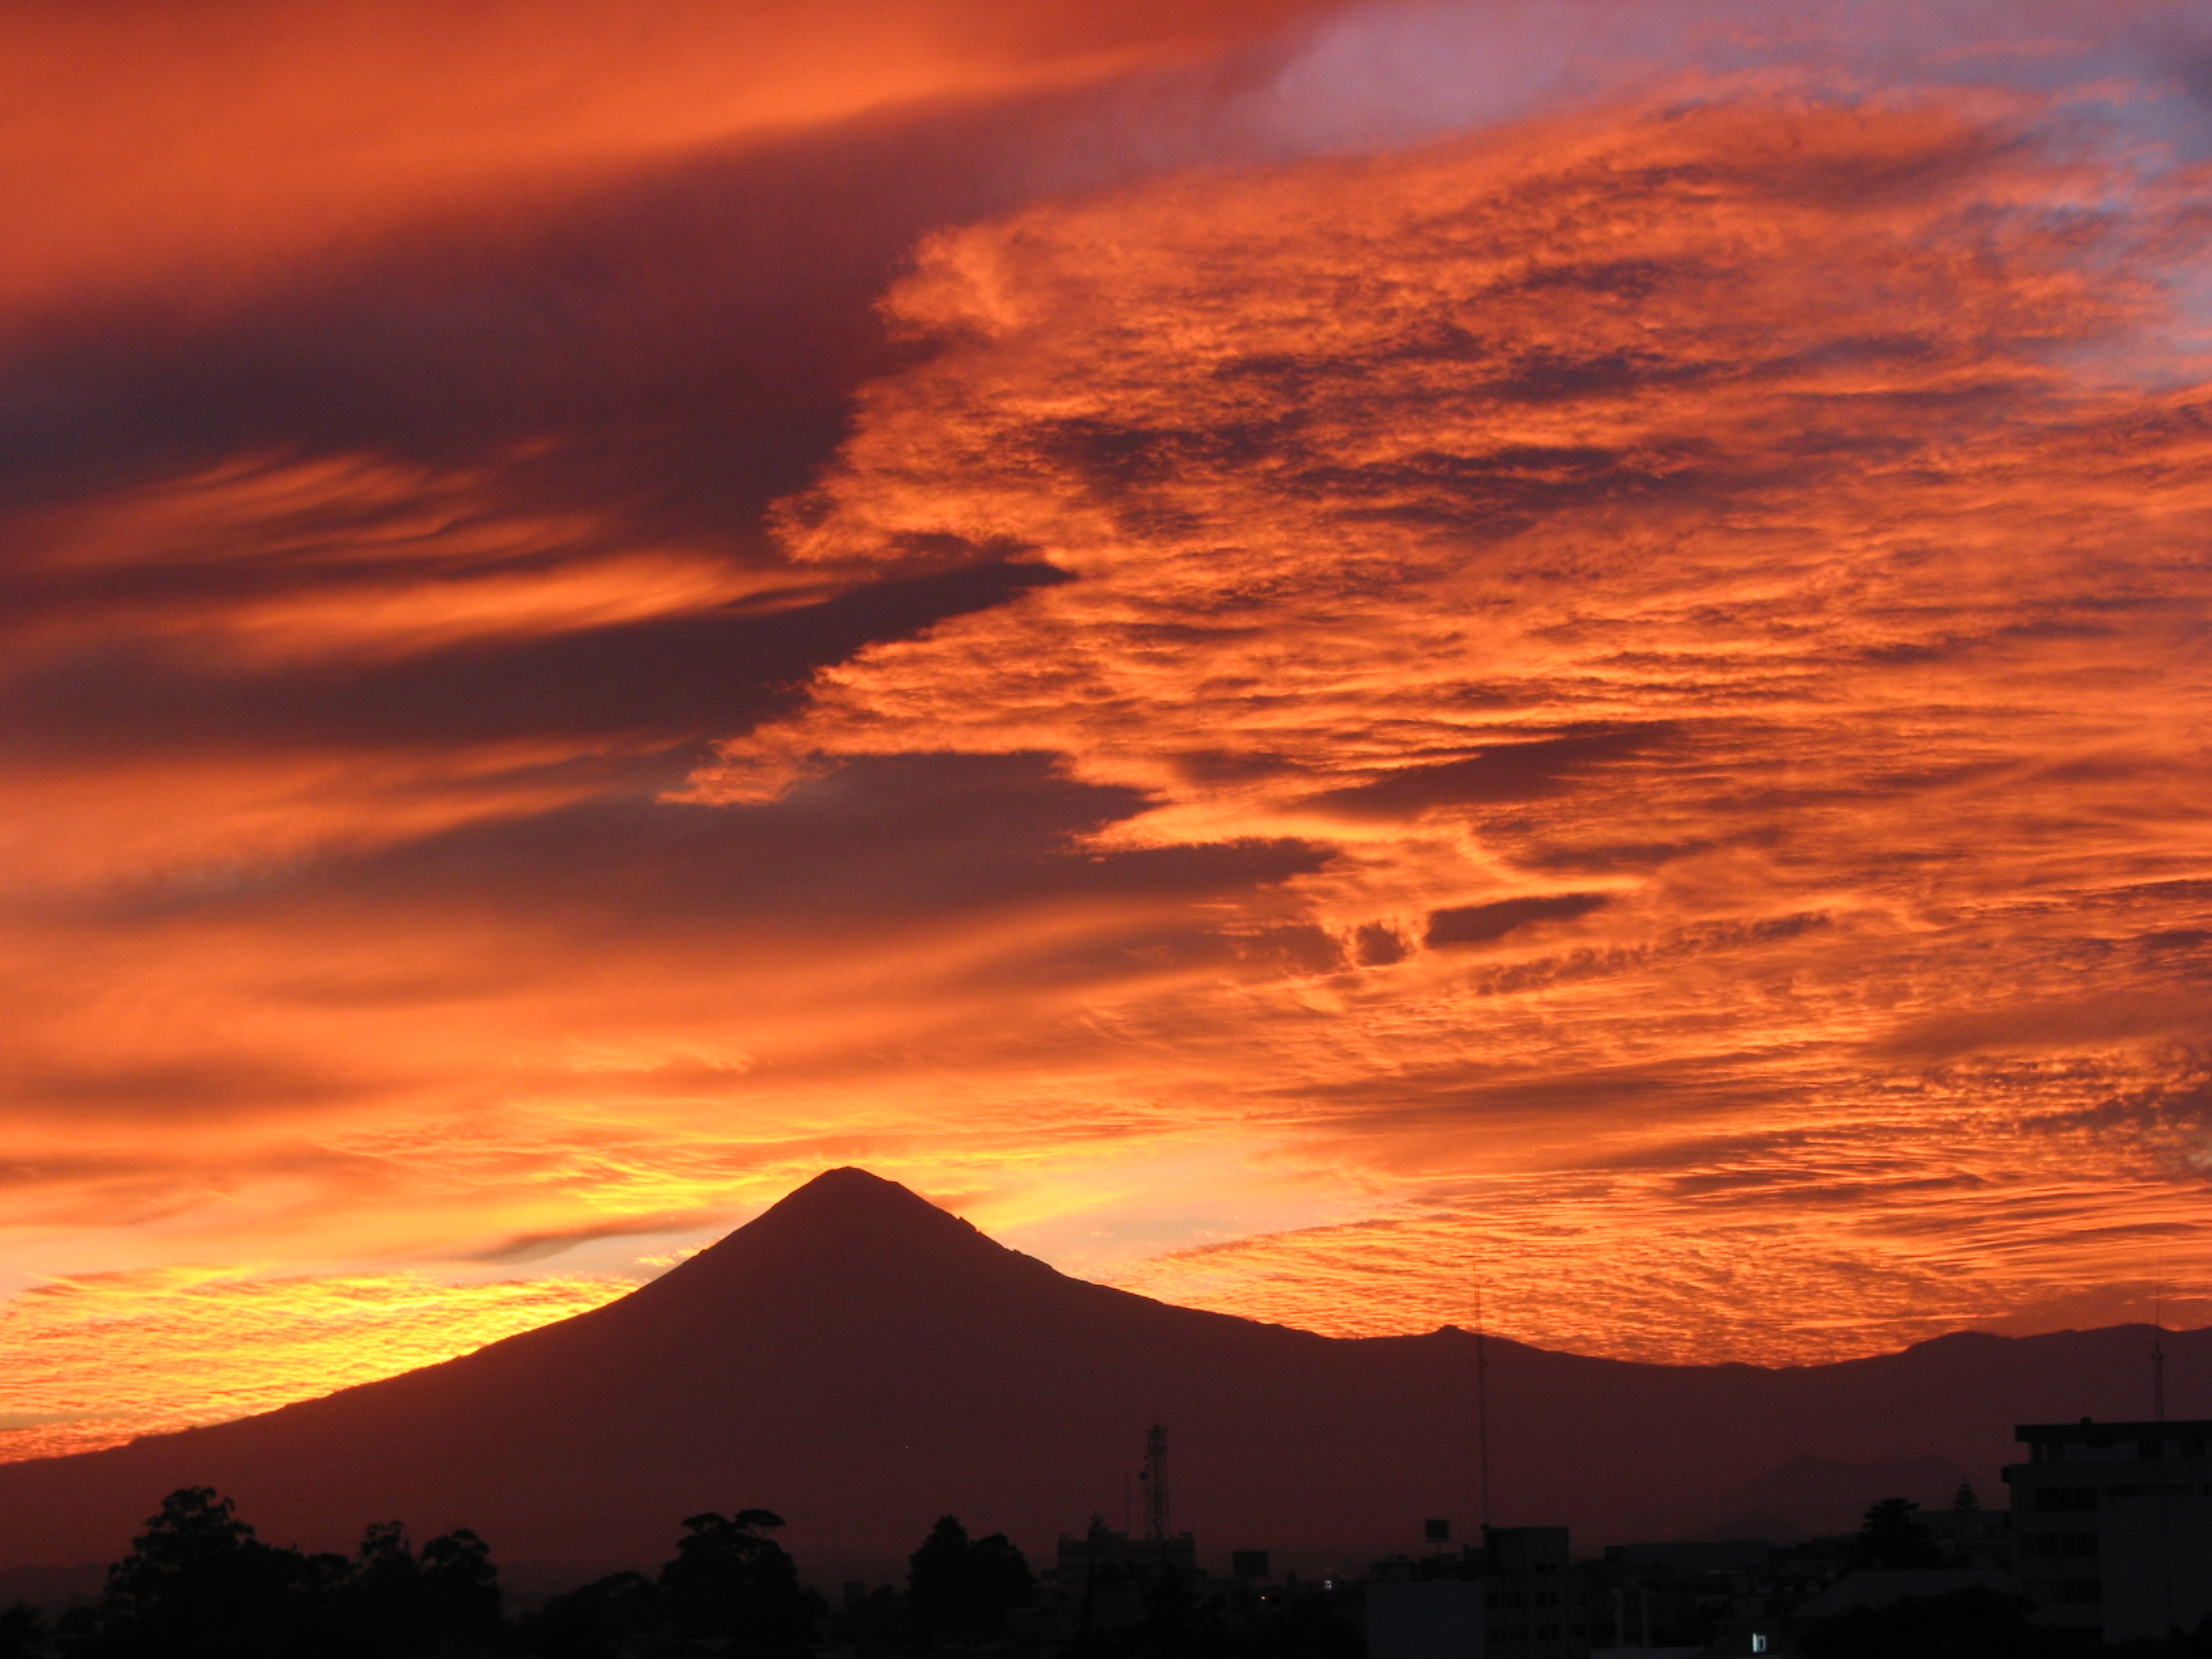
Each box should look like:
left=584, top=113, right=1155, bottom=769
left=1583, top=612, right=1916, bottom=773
left=0, top=1168, right=2196, bottom=1572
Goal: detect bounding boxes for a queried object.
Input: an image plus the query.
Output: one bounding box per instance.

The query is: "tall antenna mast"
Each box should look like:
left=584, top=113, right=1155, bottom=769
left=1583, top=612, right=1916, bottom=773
left=2154, top=1272, right=2176, bottom=1637
left=1143, top=1423, right=1171, bottom=1542
left=2155, top=1278, right=2167, bottom=1424
left=1474, top=1279, right=1493, bottom=1531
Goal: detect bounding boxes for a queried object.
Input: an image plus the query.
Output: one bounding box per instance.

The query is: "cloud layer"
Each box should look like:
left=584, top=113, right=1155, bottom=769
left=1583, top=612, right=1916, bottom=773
left=2, top=0, right=2208, bottom=1452
left=708, top=82, right=2212, bottom=1352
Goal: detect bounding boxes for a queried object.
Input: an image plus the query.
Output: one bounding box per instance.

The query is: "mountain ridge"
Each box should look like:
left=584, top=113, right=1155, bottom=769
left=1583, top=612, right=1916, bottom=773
left=0, top=1169, right=2197, bottom=1571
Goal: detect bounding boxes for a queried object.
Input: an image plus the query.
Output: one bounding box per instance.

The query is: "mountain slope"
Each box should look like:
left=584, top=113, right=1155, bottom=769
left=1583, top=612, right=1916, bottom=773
left=0, top=1168, right=2195, bottom=1569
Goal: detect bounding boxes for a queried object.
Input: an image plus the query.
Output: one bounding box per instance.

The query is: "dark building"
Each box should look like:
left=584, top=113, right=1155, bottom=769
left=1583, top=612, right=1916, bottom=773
left=998, top=1515, right=1224, bottom=1651
left=2005, top=1417, right=2212, bottom=1642
left=1481, top=1528, right=1586, bottom=1659
left=1586, top=1537, right=1809, bottom=1654
left=1368, top=1575, right=1485, bottom=1659
left=1053, top=1518, right=1198, bottom=1581
left=1370, top=1526, right=1591, bottom=1659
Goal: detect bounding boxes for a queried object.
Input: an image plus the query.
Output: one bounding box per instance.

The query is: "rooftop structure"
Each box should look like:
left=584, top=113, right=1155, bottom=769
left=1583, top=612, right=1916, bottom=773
left=2004, top=1417, right=2212, bottom=1642
left=1053, top=1516, right=1198, bottom=1583
left=1141, top=1422, right=1171, bottom=1542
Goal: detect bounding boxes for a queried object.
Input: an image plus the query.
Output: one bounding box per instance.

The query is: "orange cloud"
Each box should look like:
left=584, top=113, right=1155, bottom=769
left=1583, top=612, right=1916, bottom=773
left=0, top=0, right=1331, bottom=313
left=687, top=89, right=2212, bottom=1348
left=4, top=21, right=2211, bottom=1455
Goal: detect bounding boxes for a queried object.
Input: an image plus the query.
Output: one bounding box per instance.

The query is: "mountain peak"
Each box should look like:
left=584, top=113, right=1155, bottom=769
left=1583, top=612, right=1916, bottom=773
left=624, top=1165, right=1025, bottom=1312
left=773, top=1164, right=938, bottom=1211
left=748, top=1165, right=986, bottom=1240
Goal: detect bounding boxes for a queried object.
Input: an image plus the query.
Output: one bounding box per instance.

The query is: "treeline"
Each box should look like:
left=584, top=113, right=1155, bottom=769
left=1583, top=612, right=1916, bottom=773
left=0, top=1489, right=1046, bottom=1659
left=529, top=1511, right=1034, bottom=1659
left=0, top=1488, right=500, bottom=1658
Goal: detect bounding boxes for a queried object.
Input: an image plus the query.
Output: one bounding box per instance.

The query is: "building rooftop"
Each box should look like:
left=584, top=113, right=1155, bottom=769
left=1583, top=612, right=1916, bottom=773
left=2015, top=1419, right=2212, bottom=1441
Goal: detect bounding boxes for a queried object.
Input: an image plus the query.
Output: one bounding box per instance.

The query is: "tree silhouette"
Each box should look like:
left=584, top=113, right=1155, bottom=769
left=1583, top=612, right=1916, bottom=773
left=0, top=1604, right=42, bottom=1659
left=105, top=1487, right=255, bottom=1602
left=89, top=1488, right=504, bottom=1658
left=906, top=1515, right=1034, bottom=1641
left=659, top=1507, right=818, bottom=1655
left=100, top=1486, right=324, bottom=1657
left=420, top=1527, right=502, bottom=1644
left=62, top=1488, right=1108, bottom=1658
left=842, top=1583, right=912, bottom=1653
left=517, top=1570, right=661, bottom=1659
left=1847, top=1496, right=1944, bottom=1571
left=343, top=1519, right=504, bottom=1654
left=349, top=1520, right=426, bottom=1654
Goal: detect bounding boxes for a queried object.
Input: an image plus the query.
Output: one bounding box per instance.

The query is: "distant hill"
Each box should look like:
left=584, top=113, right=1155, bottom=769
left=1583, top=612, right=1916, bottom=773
left=0, top=1168, right=2196, bottom=1573
left=1691, top=1454, right=1977, bottom=1542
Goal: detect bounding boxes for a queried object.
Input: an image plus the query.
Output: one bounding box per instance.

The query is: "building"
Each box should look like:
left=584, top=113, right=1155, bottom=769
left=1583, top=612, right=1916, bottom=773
left=2005, top=1417, right=2212, bottom=1642
left=1364, top=1527, right=1590, bottom=1659
left=1015, top=1516, right=1213, bottom=1646
left=1369, top=1578, right=1486, bottom=1659
left=1481, top=1528, right=1589, bottom=1659
left=1054, top=1516, right=1198, bottom=1582
left=1587, top=1538, right=1800, bottom=1653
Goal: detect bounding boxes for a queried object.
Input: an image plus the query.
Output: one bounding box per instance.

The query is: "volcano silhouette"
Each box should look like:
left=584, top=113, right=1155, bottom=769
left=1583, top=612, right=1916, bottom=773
left=0, top=1168, right=2200, bottom=1570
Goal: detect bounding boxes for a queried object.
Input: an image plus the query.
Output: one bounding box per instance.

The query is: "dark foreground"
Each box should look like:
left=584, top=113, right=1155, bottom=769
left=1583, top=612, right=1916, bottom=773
left=6, top=1488, right=2212, bottom=1659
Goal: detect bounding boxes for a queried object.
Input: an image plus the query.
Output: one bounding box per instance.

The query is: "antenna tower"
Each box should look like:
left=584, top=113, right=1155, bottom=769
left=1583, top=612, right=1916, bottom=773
left=1474, top=1278, right=1493, bottom=1530
left=2155, top=1277, right=2168, bottom=1423
left=1143, top=1422, right=1171, bottom=1541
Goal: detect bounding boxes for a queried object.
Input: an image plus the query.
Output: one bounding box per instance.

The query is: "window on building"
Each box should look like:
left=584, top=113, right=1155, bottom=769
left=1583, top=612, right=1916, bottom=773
left=1752, top=1637, right=1769, bottom=1654
left=2034, top=1487, right=2098, bottom=1511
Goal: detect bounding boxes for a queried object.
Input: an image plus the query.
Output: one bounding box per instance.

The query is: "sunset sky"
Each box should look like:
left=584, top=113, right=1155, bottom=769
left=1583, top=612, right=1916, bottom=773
left=5, top=0, right=2211, bottom=1460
